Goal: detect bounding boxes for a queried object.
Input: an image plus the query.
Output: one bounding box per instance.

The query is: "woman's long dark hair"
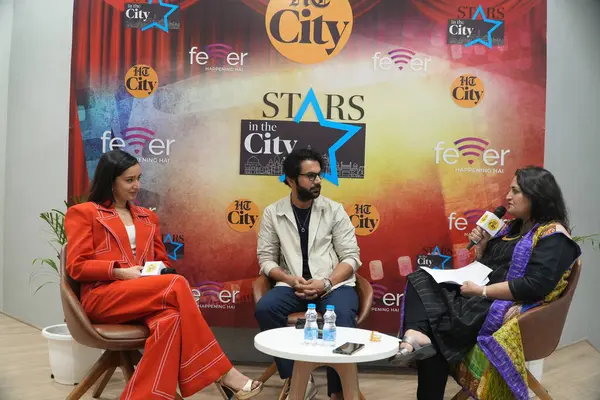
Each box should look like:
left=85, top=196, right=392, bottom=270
left=513, top=166, right=570, bottom=232
left=88, top=150, right=139, bottom=205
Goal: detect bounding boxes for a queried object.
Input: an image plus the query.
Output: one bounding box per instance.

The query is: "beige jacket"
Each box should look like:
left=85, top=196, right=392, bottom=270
left=257, top=195, right=362, bottom=288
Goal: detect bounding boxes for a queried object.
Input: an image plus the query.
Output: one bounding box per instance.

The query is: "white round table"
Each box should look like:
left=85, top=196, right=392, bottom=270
left=254, top=327, right=399, bottom=399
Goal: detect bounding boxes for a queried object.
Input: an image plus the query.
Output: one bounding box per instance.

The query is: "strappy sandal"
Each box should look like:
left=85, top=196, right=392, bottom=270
left=215, top=378, right=263, bottom=399
left=388, top=335, right=437, bottom=366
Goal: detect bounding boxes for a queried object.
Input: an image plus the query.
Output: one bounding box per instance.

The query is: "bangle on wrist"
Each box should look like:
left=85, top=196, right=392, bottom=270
left=482, top=286, right=487, bottom=298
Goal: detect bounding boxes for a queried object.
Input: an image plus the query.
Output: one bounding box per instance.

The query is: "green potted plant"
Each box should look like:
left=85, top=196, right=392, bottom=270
left=34, top=198, right=102, bottom=386
left=30, top=203, right=67, bottom=294
left=572, top=233, right=600, bottom=250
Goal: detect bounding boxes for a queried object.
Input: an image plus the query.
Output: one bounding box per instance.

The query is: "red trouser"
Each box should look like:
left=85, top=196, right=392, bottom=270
left=82, top=274, right=233, bottom=400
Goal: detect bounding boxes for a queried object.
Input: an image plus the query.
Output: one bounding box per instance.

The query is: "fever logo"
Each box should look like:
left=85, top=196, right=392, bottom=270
left=121, top=127, right=156, bottom=154
left=454, top=137, right=490, bottom=165
left=387, top=48, right=416, bottom=70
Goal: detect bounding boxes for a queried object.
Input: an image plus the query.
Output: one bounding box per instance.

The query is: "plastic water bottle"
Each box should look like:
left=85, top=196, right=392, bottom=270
left=322, top=305, right=337, bottom=346
left=304, top=304, right=318, bottom=345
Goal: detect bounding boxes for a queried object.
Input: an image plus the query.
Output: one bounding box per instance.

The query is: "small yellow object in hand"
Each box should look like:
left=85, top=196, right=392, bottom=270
left=369, top=331, right=382, bottom=342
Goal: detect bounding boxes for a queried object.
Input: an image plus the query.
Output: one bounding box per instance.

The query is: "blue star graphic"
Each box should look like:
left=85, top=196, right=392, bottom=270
left=142, top=0, right=178, bottom=33
left=163, top=233, right=183, bottom=261
left=278, top=88, right=362, bottom=186
left=465, top=5, right=503, bottom=49
left=430, top=246, right=452, bottom=269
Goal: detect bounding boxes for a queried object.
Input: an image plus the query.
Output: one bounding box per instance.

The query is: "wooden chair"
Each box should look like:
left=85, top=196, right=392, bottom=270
left=451, top=259, right=582, bottom=400
left=59, top=244, right=185, bottom=400
left=253, top=273, right=374, bottom=400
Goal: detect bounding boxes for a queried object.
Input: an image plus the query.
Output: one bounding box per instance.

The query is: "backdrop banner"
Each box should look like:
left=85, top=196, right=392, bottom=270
left=68, top=0, right=547, bottom=333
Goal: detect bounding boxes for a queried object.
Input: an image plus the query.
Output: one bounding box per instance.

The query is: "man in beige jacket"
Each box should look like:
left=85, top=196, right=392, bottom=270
left=255, top=148, right=362, bottom=400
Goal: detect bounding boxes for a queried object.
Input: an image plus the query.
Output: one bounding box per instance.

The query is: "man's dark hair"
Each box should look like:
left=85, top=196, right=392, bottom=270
left=282, top=148, right=323, bottom=186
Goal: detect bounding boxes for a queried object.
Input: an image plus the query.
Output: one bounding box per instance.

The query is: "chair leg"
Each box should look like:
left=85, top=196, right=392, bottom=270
left=66, top=350, right=119, bottom=400
left=92, top=366, right=117, bottom=398
left=258, top=362, right=278, bottom=383
left=275, top=374, right=364, bottom=399
left=214, top=382, right=234, bottom=400
left=278, top=378, right=291, bottom=400
left=131, top=349, right=144, bottom=366
left=120, top=351, right=136, bottom=382
left=450, top=389, right=471, bottom=400
left=527, top=369, right=553, bottom=400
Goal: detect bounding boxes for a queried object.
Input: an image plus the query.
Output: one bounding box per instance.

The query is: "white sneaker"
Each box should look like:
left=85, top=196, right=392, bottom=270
left=285, top=374, right=317, bottom=400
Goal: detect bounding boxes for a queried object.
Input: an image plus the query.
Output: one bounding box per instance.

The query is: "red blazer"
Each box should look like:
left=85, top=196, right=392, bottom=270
left=64, top=201, right=172, bottom=298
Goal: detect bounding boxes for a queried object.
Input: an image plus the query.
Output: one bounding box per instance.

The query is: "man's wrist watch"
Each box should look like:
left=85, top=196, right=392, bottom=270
left=323, top=278, right=332, bottom=293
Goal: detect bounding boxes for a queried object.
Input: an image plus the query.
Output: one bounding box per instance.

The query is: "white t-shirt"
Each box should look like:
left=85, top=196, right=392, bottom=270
left=125, top=225, right=136, bottom=258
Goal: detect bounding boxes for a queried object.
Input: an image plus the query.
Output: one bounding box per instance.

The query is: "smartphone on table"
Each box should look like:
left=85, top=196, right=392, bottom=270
left=332, top=342, right=365, bottom=355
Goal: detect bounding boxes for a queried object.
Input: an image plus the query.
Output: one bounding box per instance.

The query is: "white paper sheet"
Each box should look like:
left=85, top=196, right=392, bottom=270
left=420, top=261, right=492, bottom=286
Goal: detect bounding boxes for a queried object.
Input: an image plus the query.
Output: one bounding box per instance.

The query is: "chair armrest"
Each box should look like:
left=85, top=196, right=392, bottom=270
left=60, top=281, right=107, bottom=349
left=355, top=274, right=373, bottom=327
left=517, top=296, right=570, bottom=361
left=252, top=275, right=273, bottom=304
left=518, top=260, right=581, bottom=361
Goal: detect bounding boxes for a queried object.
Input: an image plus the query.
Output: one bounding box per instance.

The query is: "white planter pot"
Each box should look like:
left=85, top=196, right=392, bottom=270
left=41, top=323, right=103, bottom=385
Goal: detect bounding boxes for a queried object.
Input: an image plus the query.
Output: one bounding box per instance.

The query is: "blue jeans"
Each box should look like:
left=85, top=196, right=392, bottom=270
left=254, top=285, right=359, bottom=397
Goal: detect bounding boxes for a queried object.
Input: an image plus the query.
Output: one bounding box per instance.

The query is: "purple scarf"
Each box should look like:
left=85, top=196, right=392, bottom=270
left=475, top=224, right=539, bottom=400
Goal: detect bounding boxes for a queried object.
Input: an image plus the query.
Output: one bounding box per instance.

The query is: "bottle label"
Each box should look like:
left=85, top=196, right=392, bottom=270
left=323, top=329, right=336, bottom=342
left=304, top=328, right=317, bottom=341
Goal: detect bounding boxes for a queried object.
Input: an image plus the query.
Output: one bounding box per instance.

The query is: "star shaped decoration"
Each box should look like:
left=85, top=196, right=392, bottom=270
left=163, top=233, right=183, bottom=261
left=465, top=5, right=503, bottom=49
left=278, top=88, right=362, bottom=186
left=142, top=0, right=179, bottom=33
left=430, top=246, right=452, bottom=269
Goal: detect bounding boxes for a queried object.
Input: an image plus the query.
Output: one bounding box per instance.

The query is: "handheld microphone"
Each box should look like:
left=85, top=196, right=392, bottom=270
left=160, top=268, right=178, bottom=275
left=466, top=206, right=507, bottom=250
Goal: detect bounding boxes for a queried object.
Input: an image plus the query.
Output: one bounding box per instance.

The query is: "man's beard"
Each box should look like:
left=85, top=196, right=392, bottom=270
left=297, top=184, right=321, bottom=202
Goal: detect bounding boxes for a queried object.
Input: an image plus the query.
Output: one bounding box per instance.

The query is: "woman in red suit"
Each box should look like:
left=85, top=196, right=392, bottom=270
left=65, top=149, right=262, bottom=400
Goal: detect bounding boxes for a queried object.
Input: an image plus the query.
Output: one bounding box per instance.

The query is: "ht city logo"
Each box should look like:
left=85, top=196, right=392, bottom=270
left=344, top=203, right=380, bottom=236
left=226, top=199, right=260, bottom=233
left=124, top=64, right=158, bottom=99
left=450, top=74, right=484, bottom=108
left=265, top=0, right=353, bottom=64
left=124, top=0, right=180, bottom=32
